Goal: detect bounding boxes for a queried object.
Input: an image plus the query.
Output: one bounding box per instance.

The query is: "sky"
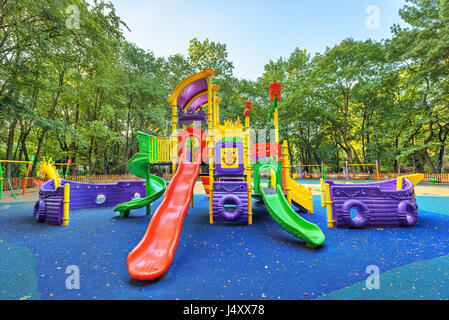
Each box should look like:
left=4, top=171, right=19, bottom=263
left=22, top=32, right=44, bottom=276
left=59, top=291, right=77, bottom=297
left=107, top=0, right=408, bottom=80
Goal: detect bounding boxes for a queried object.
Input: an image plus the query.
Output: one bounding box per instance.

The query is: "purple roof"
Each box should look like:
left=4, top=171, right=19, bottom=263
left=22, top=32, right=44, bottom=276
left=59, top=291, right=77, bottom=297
left=189, top=93, right=208, bottom=111
left=176, top=78, right=208, bottom=109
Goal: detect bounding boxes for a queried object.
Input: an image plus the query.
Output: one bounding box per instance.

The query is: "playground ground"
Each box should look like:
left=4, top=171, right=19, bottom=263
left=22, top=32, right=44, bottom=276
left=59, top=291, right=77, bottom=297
left=0, top=181, right=448, bottom=300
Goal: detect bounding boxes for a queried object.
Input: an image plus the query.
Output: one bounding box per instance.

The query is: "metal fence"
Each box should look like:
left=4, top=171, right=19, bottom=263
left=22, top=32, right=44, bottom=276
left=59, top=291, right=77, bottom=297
left=2, top=172, right=448, bottom=192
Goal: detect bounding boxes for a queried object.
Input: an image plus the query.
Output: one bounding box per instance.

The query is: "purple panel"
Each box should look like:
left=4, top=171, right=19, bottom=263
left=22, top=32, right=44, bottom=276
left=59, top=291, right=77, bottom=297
left=212, top=181, right=248, bottom=223
left=189, top=93, right=208, bottom=111
left=326, top=178, right=418, bottom=229
left=178, top=92, right=208, bottom=125
left=176, top=79, right=207, bottom=109
left=215, top=141, right=245, bottom=176
left=178, top=109, right=206, bottom=126
left=34, top=179, right=146, bottom=225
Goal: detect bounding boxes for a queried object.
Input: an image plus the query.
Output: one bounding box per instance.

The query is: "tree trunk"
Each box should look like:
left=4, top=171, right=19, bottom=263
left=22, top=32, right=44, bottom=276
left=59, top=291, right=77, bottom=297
left=88, top=136, right=94, bottom=177
left=341, top=136, right=354, bottom=173
left=31, top=130, right=47, bottom=176
left=30, top=70, right=65, bottom=176
left=69, top=104, right=80, bottom=177
left=5, top=120, right=17, bottom=178
left=422, top=121, right=436, bottom=174
left=12, top=125, right=24, bottom=176
left=124, top=101, right=132, bottom=174
left=436, top=124, right=449, bottom=173
left=285, top=134, right=294, bottom=168
left=423, top=149, right=436, bottom=173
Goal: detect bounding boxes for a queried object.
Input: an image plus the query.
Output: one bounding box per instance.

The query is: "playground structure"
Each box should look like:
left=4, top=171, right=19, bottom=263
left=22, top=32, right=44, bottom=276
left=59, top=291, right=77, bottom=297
left=298, top=163, right=325, bottom=179
left=26, top=68, right=427, bottom=282
left=122, top=69, right=325, bottom=280
left=322, top=174, right=423, bottom=228
left=0, top=156, right=35, bottom=199
left=428, top=173, right=438, bottom=184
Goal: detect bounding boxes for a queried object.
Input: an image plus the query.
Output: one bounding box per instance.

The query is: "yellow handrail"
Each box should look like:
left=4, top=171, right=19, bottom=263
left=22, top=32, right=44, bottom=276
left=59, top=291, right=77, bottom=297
left=0, top=160, right=33, bottom=164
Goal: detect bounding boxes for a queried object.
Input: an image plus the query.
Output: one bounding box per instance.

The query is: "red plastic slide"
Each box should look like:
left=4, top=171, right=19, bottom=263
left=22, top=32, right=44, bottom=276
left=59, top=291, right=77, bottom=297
left=127, top=161, right=200, bottom=280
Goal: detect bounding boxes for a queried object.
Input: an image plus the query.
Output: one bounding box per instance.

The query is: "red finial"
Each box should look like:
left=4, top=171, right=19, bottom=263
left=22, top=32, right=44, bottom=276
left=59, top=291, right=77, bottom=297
left=269, top=65, right=281, bottom=102
left=244, top=101, right=251, bottom=118
left=269, top=82, right=281, bottom=102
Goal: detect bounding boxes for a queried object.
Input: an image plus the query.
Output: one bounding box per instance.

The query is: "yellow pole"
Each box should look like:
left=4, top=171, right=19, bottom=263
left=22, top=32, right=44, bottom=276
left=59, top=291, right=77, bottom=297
left=216, top=97, right=222, bottom=126
left=212, top=85, right=219, bottom=127
left=172, top=105, right=178, bottom=175
left=62, top=183, right=70, bottom=226
left=324, top=183, right=334, bottom=228
left=320, top=178, right=325, bottom=207
left=207, top=76, right=214, bottom=224
left=376, top=160, right=380, bottom=182
left=190, top=123, right=194, bottom=208
left=0, top=160, right=33, bottom=164
left=274, top=107, right=279, bottom=145
left=244, top=113, right=252, bottom=224
left=396, top=176, right=403, bottom=191
left=182, top=124, right=187, bottom=162
left=282, top=140, right=291, bottom=205
left=270, top=170, right=276, bottom=188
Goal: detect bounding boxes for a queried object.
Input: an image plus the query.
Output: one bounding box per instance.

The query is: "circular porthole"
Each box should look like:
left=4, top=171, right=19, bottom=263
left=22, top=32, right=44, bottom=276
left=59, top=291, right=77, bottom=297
left=398, top=200, right=418, bottom=227
left=95, top=194, right=106, bottom=205
left=133, top=193, right=141, bottom=199
left=341, top=200, right=371, bottom=228
left=217, top=195, right=244, bottom=221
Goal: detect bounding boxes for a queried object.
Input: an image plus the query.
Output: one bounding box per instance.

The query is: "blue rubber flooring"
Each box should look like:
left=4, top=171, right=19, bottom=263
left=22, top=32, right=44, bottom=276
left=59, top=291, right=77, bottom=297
left=0, top=195, right=448, bottom=300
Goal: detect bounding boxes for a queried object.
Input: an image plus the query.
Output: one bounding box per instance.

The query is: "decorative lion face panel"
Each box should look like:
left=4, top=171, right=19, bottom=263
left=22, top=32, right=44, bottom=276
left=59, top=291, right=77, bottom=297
left=221, top=148, right=238, bottom=169
left=215, top=140, right=244, bottom=175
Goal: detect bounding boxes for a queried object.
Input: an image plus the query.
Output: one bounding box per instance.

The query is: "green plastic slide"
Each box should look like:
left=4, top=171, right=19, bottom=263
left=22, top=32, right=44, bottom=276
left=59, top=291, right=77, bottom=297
left=260, top=185, right=325, bottom=248
left=114, top=152, right=167, bottom=217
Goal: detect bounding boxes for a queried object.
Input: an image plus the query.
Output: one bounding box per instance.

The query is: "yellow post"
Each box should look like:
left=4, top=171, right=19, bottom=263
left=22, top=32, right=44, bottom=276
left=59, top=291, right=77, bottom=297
left=216, top=97, right=222, bottom=126
left=324, top=183, right=334, bottom=228
left=0, top=160, right=33, bottom=164
left=190, top=123, right=194, bottom=208
left=282, top=140, right=291, bottom=205
left=212, top=85, right=220, bottom=127
left=396, top=177, right=403, bottom=191
left=244, top=113, right=252, bottom=225
left=62, top=183, right=70, bottom=226
left=376, top=160, right=380, bottom=182
left=320, top=178, right=325, bottom=207
left=274, top=107, right=279, bottom=145
left=172, top=105, right=178, bottom=175
left=207, top=76, right=214, bottom=224
left=270, top=171, right=276, bottom=188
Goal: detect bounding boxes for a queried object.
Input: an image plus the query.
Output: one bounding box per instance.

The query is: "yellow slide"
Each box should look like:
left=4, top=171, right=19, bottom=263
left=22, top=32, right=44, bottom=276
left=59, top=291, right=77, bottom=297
left=287, top=177, right=314, bottom=213
left=396, top=174, right=424, bottom=190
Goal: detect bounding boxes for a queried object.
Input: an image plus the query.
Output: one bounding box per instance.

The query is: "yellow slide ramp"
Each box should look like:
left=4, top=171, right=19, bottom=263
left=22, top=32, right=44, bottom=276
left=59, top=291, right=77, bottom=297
left=287, top=177, right=314, bottom=213
left=396, top=173, right=424, bottom=190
